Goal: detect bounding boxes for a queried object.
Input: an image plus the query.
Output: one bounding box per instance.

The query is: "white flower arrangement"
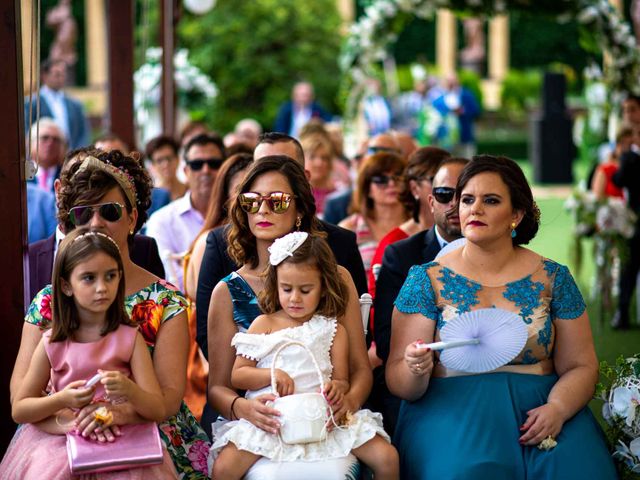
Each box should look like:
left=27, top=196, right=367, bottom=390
left=134, top=47, right=217, bottom=116
left=598, top=355, right=640, bottom=477
left=564, top=187, right=636, bottom=311
left=340, top=0, right=640, bottom=120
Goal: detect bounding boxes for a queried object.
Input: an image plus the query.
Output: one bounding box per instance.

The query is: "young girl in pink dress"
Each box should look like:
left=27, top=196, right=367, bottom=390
left=210, top=232, right=398, bottom=479
left=1, top=229, right=177, bottom=479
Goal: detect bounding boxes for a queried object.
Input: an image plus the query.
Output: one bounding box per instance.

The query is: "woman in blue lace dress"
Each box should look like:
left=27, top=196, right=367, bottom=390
left=206, top=156, right=371, bottom=479
left=387, top=155, right=616, bottom=479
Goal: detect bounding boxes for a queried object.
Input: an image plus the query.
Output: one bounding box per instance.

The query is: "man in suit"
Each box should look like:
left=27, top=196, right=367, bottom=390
left=611, top=95, right=640, bottom=329
left=370, top=157, right=468, bottom=434
left=24, top=59, right=90, bottom=150
left=273, top=81, right=331, bottom=138
left=28, top=118, right=67, bottom=193
left=26, top=148, right=165, bottom=306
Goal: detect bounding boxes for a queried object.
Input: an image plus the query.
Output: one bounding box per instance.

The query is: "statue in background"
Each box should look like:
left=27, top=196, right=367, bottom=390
left=459, top=18, right=485, bottom=75
left=46, top=0, right=77, bottom=82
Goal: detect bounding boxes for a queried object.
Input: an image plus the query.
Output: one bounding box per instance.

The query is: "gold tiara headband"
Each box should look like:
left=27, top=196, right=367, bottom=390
left=72, top=231, right=121, bottom=253
left=73, top=156, right=137, bottom=209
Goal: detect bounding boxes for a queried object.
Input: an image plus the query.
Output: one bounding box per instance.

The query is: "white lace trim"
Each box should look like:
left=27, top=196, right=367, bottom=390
left=232, top=315, right=337, bottom=362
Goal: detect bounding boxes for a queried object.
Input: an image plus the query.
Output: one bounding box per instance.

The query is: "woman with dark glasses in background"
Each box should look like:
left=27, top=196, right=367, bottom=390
left=339, top=151, right=409, bottom=286
left=207, top=155, right=372, bottom=478
left=11, top=150, right=211, bottom=479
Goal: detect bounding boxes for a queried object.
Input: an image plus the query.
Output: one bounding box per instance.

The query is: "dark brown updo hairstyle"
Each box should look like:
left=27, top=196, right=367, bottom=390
left=51, top=228, right=129, bottom=342
left=57, top=149, right=153, bottom=236
left=259, top=234, right=348, bottom=318
left=402, top=146, right=451, bottom=222
left=227, top=155, right=324, bottom=269
left=352, top=151, right=407, bottom=219
left=456, top=155, right=540, bottom=245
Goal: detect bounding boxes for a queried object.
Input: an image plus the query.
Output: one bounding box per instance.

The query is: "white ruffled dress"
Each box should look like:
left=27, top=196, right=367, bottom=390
left=209, top=315, right=389, bottom=463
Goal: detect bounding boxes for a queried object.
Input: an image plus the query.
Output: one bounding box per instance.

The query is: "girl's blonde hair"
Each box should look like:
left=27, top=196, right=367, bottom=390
left=258, top=235, right=348, bottom=318
left=50, top=228, right=129, bottom=342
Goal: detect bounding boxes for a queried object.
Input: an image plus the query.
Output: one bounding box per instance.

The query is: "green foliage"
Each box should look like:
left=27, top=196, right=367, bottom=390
left=178, top=0, right=343, bottom=133
left=500, top=69, right=542, bottom=114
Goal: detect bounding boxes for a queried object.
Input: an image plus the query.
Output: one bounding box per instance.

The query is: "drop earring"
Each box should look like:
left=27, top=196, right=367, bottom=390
left=511, top=222, right=517, bottom=238
left=129, top=228, right=134, bottom=235
left=295, top=216, right=302, bottom=231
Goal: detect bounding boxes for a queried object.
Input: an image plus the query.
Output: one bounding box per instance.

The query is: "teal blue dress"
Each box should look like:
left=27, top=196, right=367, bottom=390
left=393, top=259, right=616, bottom=480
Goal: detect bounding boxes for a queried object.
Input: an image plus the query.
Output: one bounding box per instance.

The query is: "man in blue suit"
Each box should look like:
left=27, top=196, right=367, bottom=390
left=24, top=59, right=90, bottom=150
left=273, top=81, right=331, bottom=138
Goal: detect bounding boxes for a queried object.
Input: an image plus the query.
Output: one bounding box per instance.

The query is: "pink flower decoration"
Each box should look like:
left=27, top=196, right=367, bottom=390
left=187, top=440, right=210, bottom=474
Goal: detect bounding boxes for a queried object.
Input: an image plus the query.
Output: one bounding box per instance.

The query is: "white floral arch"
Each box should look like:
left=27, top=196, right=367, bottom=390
left=340, top=0, right=640, bottom=116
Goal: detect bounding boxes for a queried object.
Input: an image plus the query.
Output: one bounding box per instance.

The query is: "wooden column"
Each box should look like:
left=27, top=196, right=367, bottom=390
left=436, top=9, right=457, bottom=76
left=107, top=0, right=135, bottom=149
left=0, top=0, right=27, bottom=453
left=160, top=0, right=178, bottom=139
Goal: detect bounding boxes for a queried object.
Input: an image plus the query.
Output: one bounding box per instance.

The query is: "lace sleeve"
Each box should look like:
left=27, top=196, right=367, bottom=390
left=550, top=263, right=586, bottom=320
left=394, top=264, right=439, bottom=320
left=231, top=332, right=274, bottom=361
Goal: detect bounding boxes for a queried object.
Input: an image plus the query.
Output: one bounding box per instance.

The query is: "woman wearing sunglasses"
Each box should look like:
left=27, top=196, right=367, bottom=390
left=207, top=155, right=372, bottom=478
left=338, top=152, right=409, bottom=288
left=386, top=155, right=616, bottom=479
left=11, top=150, right=211, bottom=479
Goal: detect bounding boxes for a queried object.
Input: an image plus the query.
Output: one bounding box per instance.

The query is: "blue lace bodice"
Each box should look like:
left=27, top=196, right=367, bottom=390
left=395, top=258, right=585, bottom=364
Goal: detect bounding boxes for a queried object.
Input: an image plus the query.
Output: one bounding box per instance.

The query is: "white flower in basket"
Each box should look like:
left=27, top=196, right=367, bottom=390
left=270, top=341, right=329, bottom=445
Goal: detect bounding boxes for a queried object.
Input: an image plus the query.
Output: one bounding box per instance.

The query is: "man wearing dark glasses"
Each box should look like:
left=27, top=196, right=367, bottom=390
left=146, top=133, right=225, bottom=290
left=371, top=156, right=469, bottom=434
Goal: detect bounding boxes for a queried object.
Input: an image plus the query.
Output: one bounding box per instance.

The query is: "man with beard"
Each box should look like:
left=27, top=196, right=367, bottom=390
left=146, top=133, right=225, bottom=290
left=369, top=156, right=469, bottom=435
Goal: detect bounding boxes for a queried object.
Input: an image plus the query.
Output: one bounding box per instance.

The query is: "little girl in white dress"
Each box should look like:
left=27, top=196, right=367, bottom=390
left=209, top=232, right=398, bottom=479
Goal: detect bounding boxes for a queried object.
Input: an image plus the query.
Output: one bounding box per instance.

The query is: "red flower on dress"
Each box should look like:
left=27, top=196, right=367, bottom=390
left=131, top=300, right=164, bottom=346
left=40, top=293, right=52, bottom=322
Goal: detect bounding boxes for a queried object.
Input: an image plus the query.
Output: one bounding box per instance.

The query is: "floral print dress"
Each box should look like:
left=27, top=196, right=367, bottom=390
left=25, top=280, right=210, bottom=480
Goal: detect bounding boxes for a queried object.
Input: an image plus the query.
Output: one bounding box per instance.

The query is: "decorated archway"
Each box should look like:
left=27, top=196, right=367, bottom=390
left=340, top=0, right=640, bottom=117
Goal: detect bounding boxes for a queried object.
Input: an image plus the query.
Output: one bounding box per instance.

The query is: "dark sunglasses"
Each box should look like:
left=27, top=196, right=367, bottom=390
left=432, top=187, right=456, bottom=204
left=186, top=157, right=224, bottom=171
left=238, top=191, right=295, bottom=214
left=371, top=174, right=403, bottom=186
left=69, top=202, right=124, bottom=226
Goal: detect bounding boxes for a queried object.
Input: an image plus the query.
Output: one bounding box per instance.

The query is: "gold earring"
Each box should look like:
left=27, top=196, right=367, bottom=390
left=295, top=216, right=302, bottom=231
left=511, top=222, right=517, bottom=239
left=129, top=228, right=134, bottom=235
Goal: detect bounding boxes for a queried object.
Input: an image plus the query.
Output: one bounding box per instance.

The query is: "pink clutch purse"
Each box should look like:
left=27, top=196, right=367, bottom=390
left=66, top=422, right=164, bottom=474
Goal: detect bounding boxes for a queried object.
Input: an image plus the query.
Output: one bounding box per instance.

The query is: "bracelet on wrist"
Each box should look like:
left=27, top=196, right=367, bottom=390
left=230, top=396, right=241, bottom=420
